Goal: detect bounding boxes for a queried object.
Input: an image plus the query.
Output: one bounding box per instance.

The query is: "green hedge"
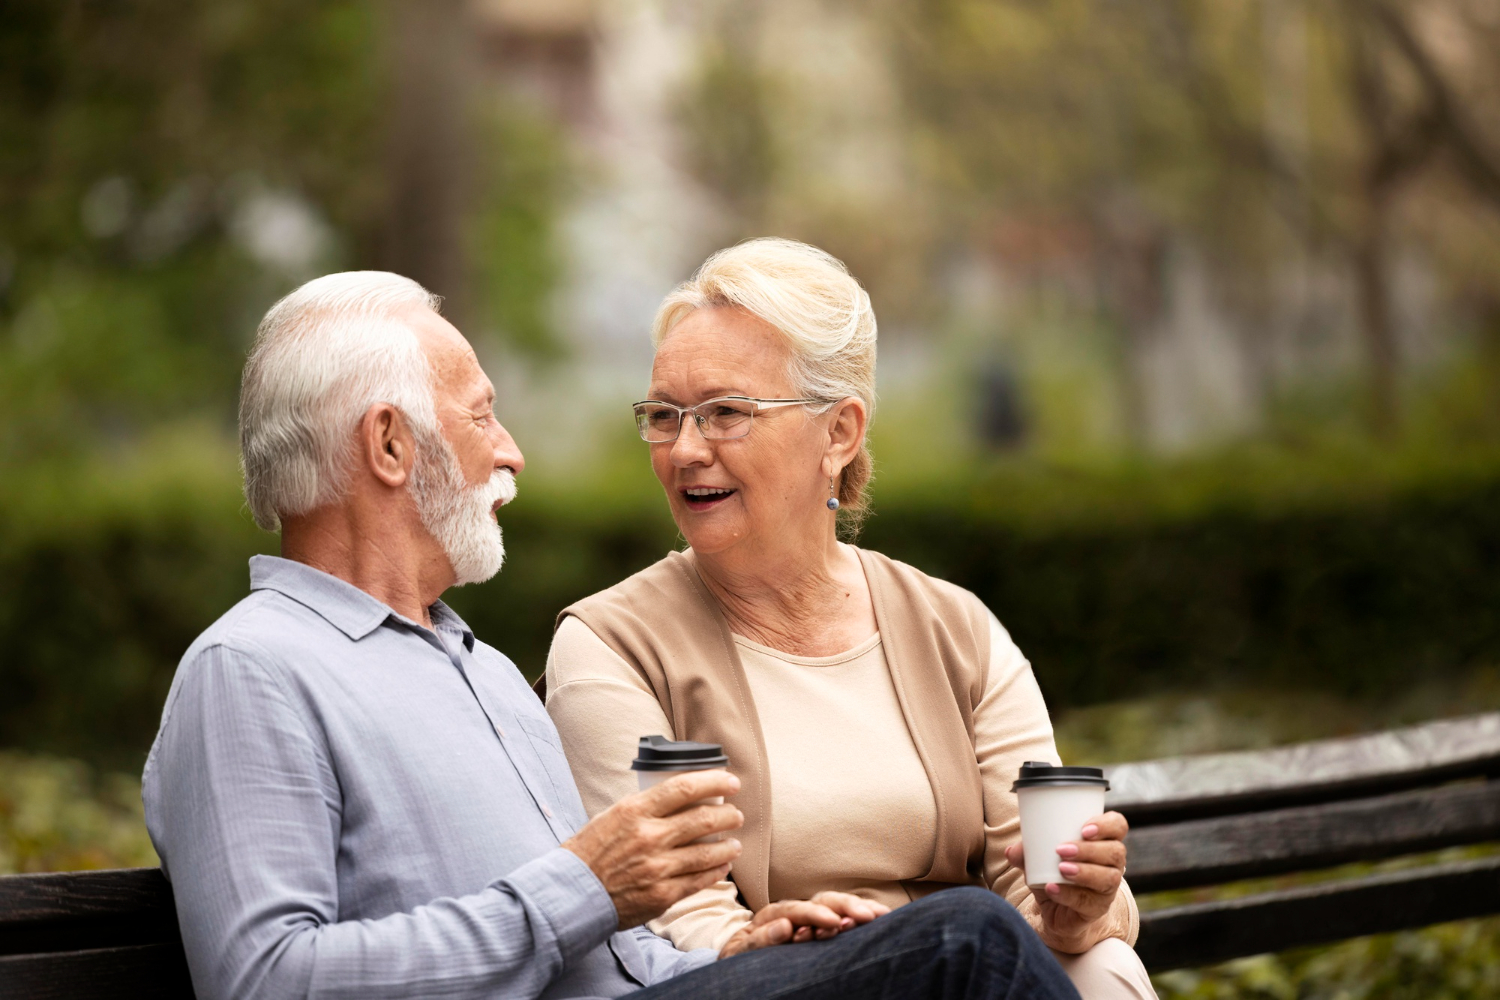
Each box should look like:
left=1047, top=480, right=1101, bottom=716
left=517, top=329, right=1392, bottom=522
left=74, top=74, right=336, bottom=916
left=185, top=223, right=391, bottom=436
left=862, top=479, right=1500, bottom=704
left=4, top=455, right=1500, bottom=769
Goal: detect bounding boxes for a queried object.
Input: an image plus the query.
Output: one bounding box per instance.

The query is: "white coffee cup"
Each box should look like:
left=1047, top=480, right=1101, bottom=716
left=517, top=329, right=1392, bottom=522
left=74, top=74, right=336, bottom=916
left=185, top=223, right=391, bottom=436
left=632, top=735, right=731, bottom=843
left=1011, top=761, right=1110, bottom=887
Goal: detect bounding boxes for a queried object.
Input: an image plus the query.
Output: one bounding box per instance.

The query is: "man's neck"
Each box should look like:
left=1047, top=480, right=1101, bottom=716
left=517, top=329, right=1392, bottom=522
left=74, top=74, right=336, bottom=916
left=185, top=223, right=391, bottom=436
left=280, top=502, right=453, bottom=630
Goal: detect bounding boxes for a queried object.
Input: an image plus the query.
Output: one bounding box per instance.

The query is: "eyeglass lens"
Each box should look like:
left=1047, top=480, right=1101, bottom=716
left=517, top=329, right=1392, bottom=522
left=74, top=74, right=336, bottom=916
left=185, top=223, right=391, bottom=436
left=635, top=399, right=756, bottom=441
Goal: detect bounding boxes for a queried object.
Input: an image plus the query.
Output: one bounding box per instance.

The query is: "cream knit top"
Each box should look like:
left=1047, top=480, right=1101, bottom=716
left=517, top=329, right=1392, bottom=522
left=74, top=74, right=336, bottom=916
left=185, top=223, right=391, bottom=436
left=545, top=612, right=1139, bottom=954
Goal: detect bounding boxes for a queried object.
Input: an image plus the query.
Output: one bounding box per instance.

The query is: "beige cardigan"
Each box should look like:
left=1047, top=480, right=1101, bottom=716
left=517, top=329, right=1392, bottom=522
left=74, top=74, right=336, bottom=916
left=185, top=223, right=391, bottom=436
left=549, top=547, right=1138, bottom=950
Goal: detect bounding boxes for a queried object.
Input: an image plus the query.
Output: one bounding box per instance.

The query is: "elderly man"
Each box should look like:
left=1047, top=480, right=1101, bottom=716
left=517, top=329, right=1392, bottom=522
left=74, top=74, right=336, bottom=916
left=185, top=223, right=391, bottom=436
left=143, top=271, right=1081, bottom=1000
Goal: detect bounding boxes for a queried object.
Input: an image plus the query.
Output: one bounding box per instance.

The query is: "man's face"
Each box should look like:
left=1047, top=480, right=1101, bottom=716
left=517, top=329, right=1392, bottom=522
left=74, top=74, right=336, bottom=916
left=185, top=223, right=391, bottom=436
left=403, top=306, right=525, bottom=488
left=401, top=306, right=525, bottom=586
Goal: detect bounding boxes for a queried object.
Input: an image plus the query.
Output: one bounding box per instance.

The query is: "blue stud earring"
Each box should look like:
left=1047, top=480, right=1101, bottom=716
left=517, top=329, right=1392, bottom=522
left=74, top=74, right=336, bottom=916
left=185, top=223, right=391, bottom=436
left=826, top=476, right=840, bottom=511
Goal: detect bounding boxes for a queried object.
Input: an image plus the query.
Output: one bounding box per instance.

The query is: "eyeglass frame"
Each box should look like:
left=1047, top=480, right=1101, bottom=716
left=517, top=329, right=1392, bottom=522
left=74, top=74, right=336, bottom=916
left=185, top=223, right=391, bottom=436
left=631, top=395, right=832, bottom=443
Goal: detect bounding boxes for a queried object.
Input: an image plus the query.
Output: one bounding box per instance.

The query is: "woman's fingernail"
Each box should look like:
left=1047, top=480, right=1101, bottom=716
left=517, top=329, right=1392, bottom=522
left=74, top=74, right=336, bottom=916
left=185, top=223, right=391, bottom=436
left=1081, top=824, right=1099, bottom=839
left=1056, top=843, right=1078, bottom=858
left=1059, top=862, right=1079, bottom=876
left=1046, top=882, right=1062, bottom=895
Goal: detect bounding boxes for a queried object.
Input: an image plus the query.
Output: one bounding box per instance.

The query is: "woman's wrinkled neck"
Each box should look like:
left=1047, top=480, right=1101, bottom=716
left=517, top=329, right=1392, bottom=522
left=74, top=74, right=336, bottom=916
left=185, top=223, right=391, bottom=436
left=691, top=526, right=874, bottom=657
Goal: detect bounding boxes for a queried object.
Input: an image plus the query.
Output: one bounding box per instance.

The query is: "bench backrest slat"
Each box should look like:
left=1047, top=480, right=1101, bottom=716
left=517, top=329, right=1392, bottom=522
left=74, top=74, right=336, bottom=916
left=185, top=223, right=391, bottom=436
left=1136, top=854, right=1500, bottom=972
left=1106, top=711, right=1500, bottom=825
left=1124, top=778, right=1500, bottom=892
left=0, top=869, right=179, bottom=958
left=0, top=943, right=195, bottom=1000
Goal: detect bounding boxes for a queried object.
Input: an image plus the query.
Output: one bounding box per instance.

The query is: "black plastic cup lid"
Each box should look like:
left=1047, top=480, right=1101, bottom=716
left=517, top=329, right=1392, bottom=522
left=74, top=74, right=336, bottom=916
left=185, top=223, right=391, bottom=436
left=1010, top=761, right=1110, bottom=791
left=631, top=735, right=730, bottom=772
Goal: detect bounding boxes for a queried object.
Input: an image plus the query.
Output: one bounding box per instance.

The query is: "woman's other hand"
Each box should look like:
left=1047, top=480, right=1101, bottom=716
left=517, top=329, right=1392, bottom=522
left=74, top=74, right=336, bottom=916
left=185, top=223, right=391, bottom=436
left=1003, top=811, right=1129, bottom=953
left=718, top=891, right=890, bottom=958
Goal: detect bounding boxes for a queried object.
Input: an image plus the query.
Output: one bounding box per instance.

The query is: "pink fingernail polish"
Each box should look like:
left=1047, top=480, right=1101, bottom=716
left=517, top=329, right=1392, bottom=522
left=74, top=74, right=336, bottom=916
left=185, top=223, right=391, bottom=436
left=1059, top=862, right=1079, bottom=876
left=1081, top=824, right=1099, bottom=839
left=1046, top=882, right=1061, bottom=895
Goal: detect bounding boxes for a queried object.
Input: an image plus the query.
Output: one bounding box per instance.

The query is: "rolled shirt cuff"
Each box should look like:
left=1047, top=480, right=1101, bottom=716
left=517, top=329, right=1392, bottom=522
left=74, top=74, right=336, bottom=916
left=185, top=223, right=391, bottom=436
left=498, top=847, right=619, bottom=967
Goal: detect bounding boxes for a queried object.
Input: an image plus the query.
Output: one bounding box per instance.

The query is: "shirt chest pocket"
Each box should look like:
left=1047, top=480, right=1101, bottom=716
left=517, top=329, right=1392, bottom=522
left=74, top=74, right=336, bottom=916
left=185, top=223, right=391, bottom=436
left=516, top=713, right=565, bottom=751
left=514, top=714, right=584, bottom=815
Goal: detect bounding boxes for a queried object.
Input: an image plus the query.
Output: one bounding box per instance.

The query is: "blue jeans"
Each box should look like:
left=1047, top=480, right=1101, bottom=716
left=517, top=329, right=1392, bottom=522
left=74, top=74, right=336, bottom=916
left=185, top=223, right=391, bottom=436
left=626, top=887, right=1082, bottom=1000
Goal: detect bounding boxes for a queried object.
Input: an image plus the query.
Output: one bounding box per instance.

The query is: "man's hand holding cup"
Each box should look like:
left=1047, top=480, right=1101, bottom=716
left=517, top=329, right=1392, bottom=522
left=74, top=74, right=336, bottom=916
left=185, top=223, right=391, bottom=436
left=562, top=768, right=744, bottom=930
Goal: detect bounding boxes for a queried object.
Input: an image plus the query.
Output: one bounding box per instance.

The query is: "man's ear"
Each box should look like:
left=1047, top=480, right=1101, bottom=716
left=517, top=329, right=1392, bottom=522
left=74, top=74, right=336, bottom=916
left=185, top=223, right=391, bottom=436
left=360, top=403, right=414, bottom=489
left=822, top=397, right=868, bottom=478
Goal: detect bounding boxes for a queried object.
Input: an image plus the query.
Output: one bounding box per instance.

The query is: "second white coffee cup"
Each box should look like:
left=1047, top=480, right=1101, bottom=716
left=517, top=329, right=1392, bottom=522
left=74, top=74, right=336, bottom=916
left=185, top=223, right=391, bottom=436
left=1011, top=761, right=1110, bottom=887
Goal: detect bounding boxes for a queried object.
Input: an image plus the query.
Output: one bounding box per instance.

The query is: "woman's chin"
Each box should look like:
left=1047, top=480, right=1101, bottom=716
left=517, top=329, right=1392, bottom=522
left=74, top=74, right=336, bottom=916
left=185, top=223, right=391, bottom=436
left=672, top=512, right=746, bottom=556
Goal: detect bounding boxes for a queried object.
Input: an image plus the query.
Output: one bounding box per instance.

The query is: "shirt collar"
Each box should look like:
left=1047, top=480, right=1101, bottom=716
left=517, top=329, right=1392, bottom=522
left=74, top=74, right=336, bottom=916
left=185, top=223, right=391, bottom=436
left=248, top=555, right=475, bottom=649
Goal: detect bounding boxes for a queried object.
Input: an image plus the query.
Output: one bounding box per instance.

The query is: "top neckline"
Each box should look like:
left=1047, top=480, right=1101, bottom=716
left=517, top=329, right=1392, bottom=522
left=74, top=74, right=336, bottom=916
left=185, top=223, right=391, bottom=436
left=730, top=630, right=883, bottom=667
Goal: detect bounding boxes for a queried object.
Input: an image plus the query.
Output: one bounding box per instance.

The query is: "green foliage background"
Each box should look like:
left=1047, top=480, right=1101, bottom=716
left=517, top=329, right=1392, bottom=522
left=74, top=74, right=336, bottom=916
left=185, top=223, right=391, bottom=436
left=5, top=438, right=1499, bottom=770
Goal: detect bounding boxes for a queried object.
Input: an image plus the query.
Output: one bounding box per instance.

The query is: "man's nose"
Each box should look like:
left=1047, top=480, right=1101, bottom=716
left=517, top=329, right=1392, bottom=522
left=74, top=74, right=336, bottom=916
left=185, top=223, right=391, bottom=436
left=491, top=421, right=525, bottom=476
left=668, top=415, right=714, bottom=467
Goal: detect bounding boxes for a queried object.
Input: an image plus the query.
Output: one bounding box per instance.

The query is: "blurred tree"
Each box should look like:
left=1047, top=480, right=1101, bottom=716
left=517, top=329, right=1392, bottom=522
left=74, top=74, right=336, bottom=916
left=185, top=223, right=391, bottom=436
left=0, top=0, right=570, bottom=468
left=887, top=0, right=1500, bottom=444
left=0, top=0, right=387, bottom=463
left=384, top=0, right=476, bottom=319
left=1340, top=0, right=1500, bottom=435
left=467, top=102, right=569, bottom=360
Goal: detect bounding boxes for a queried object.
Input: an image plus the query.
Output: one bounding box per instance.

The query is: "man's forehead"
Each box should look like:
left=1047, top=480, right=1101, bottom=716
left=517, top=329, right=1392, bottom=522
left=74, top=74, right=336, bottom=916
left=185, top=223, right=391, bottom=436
left=402, top=305, right=468, bottom=358
left=401, top=305, right=484, bottom=386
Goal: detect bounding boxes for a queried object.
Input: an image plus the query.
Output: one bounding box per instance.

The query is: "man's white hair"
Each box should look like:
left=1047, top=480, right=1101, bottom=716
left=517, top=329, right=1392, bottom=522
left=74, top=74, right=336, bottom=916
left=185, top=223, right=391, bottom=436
left=240, top=271, right=443, bottom=532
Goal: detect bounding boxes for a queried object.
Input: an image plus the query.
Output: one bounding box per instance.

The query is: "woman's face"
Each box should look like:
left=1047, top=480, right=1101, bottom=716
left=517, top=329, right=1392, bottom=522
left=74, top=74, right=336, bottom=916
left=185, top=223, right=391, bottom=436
left=647, top=305, right=833, bottom=558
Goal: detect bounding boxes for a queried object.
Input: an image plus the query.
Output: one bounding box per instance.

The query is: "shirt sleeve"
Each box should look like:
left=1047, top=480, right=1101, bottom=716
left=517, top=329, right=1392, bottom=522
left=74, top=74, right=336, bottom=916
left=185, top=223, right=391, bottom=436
left=627, top=927, right=719, bottom=982
left=143, top=641, right=619, bottom=1000
left=976, top=612, right=1139, bottom=949
left=545, top=617, right=755, bottom=952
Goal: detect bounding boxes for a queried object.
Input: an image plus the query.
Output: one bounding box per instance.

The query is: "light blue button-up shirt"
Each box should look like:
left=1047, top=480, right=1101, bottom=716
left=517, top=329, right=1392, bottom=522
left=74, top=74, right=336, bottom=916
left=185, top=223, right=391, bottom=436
left=143, top=555, right=715, bottom=1000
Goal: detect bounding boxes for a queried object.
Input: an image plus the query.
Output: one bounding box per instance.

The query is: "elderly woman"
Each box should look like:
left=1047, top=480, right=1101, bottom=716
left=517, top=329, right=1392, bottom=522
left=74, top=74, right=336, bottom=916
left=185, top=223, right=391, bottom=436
left=545, top=239, right=1155, bottom=998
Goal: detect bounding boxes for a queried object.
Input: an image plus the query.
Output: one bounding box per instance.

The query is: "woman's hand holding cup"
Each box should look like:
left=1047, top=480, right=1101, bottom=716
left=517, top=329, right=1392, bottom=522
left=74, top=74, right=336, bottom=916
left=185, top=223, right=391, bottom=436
left=1004, top=811, right=1129, bottom=953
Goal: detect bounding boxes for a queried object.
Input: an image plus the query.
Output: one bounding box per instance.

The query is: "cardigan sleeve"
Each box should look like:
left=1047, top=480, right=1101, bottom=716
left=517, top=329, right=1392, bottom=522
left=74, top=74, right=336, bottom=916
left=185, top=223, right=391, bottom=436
left=545, top=617, right=754, bottom=952
left=976, top=611, right=1139, bottom=949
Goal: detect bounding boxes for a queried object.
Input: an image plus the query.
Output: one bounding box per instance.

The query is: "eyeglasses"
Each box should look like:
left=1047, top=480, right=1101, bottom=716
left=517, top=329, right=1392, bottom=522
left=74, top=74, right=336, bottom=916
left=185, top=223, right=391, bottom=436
left=632, top=396, right=826, bottom=442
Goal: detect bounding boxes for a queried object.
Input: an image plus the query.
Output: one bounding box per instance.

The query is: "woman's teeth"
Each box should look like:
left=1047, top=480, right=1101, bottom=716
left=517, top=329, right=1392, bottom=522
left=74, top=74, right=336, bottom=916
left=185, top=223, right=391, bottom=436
left=685, top=488, right=735, bottom=498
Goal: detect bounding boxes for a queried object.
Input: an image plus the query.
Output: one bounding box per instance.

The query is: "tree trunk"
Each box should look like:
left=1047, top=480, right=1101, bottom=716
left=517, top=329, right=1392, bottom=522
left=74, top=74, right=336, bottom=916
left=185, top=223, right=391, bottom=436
left=1352, top=179, right=1399, bottom=439
left=384, top=0, right=475, bottom=320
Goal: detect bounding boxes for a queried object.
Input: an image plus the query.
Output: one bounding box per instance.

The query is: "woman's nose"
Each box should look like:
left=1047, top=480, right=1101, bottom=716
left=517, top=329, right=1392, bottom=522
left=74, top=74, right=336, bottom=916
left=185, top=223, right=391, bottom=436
left=669, top=416, right=714, bottom=467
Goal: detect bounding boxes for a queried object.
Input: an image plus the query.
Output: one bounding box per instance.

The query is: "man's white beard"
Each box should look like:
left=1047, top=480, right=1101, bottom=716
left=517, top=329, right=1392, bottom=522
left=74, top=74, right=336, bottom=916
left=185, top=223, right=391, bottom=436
left=409, top=427, right=517, bottom=587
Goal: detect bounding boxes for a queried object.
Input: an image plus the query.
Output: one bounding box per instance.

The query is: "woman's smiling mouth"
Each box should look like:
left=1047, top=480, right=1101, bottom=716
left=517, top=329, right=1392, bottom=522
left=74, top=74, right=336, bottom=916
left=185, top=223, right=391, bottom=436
left=681, top=486, right=737, bottom=512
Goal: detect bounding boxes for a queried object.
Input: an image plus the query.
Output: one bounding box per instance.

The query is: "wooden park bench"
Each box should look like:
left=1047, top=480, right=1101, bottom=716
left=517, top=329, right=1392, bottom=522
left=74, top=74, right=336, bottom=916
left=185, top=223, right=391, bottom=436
left=2, top=711, right=1496, bottom=997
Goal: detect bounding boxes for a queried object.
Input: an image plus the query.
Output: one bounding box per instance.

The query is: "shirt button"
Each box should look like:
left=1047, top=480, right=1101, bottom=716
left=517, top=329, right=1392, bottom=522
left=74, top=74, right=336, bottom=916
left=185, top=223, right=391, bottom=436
left=542, top=805, right=554, bottom=818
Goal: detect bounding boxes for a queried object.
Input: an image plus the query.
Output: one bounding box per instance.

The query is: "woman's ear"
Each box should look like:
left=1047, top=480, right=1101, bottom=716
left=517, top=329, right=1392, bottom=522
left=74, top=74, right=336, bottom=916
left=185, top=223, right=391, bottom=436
left=360, top=403, right=414, bottom=489
left=822, top=396, right=868, bottom=477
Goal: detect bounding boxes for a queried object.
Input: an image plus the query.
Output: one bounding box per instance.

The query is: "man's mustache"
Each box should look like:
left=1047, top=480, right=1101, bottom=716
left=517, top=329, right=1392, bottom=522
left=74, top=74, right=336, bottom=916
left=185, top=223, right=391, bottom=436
left=481, top=469, right=518, bottom=509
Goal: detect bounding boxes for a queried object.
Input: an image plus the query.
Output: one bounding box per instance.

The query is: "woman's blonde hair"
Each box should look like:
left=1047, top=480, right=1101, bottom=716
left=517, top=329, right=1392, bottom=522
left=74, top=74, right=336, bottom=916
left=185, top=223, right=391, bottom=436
left=652, top=238, right=877, bottom=528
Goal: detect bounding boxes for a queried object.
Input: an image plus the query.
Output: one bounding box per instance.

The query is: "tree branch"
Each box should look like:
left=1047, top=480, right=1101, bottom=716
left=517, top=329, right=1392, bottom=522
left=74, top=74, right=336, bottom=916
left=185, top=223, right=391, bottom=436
left=1367, top=0, right=1500, bottom=204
